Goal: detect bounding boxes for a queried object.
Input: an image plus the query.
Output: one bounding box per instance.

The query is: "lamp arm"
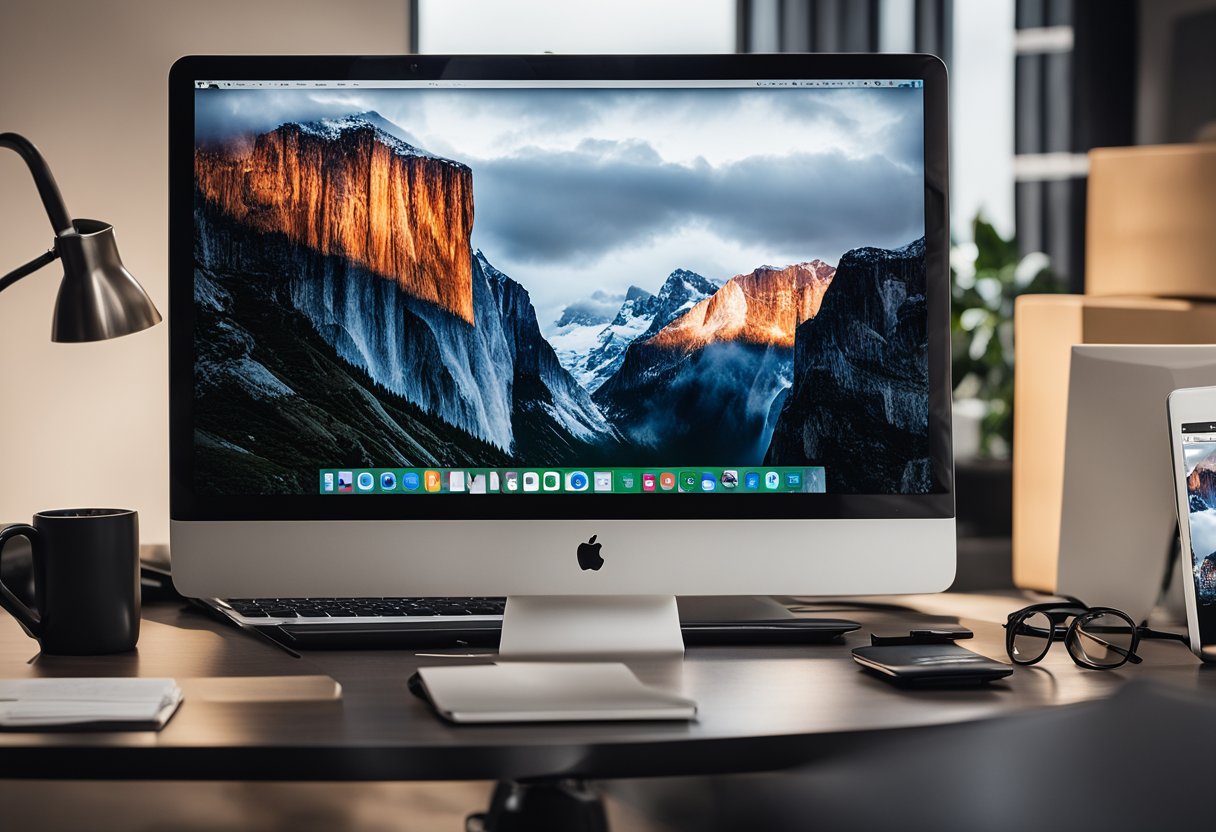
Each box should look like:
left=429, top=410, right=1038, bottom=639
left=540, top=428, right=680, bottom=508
left=0, top=133, right=74, bottom=234
left=0, top=248, right=59, bottom=293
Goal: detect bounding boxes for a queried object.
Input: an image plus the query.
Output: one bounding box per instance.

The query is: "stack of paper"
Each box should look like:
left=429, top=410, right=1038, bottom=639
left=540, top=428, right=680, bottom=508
left=0, top=678, right=183, bottom=730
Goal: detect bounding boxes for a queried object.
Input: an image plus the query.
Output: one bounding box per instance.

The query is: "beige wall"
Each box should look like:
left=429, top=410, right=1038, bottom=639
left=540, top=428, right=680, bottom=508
left=0, top=0, right=409, bottom=543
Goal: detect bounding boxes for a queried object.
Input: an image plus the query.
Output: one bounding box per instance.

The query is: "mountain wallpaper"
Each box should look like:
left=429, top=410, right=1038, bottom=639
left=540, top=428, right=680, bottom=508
left=192, top=86, right=932, bottom=494
left=1186, top=445, right=1216, bottom=607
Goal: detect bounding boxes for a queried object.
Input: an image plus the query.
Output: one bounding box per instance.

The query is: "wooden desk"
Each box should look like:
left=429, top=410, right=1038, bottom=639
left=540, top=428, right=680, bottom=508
left=0, top=595, right=1205, bottom=783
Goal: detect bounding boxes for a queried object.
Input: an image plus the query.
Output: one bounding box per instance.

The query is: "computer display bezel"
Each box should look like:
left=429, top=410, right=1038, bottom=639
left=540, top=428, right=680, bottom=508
left=168, top=53, right=953, bottom=523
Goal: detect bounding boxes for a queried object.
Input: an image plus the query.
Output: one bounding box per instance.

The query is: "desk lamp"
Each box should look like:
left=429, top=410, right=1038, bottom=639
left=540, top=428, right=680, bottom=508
left=0, top=133, right=161, bottom=340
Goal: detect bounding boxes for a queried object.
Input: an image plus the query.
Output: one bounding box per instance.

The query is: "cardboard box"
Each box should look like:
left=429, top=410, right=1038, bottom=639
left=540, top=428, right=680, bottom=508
left=1086, top=144, right=1216, bottom=299
left=1012, top=294, right=1216, bottom=592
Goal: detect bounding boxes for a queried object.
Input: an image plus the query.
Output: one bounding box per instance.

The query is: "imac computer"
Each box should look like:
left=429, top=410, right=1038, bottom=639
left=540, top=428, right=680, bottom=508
left=168, top=54, right=954, bottom=656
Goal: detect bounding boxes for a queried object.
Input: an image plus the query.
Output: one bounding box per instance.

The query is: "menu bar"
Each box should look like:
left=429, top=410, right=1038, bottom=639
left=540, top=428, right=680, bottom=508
left=195, top=79, right=922, bottom=90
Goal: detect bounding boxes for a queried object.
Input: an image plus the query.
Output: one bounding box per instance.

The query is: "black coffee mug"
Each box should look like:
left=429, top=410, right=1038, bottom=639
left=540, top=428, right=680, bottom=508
left=0, top=509, right=141, bottom=654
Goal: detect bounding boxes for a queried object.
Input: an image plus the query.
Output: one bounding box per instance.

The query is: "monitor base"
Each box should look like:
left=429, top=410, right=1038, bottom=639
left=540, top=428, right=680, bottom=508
left=498, top=595, right=684, bottom=659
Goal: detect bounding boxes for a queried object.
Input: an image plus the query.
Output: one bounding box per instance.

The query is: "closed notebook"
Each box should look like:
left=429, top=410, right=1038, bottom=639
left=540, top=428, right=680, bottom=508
left=0, top=678, right=183, bottom=730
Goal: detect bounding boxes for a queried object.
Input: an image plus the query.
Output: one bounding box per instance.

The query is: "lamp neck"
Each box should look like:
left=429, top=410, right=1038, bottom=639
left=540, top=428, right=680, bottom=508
left=0, top=248, right=58, bottom=294
left=0, top=132, right=74, bottom=234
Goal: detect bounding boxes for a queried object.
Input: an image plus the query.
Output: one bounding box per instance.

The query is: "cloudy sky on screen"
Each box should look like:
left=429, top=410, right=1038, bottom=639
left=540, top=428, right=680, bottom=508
left=197, top=86, right=924, bottom=328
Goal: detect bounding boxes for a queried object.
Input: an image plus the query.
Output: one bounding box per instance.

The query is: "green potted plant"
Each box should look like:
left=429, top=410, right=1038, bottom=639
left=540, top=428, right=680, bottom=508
left=951, top=215, right=1059, bottom=538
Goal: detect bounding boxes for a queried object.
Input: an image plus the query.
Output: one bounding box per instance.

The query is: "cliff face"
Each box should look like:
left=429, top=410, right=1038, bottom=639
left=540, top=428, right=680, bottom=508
left=644, top=261, right=835, bottom=354
left=194, top=113, right=476, bottom=324
left=1190, top=465, right=1216, bottom=508
left=194, top=184, right=615, bottom=455
left=477, top=251, right=615, bottom=447
left=194, top=192, right=516, bottom=449
left=764, top=237, right=931, bottom=493
left=191, top=247, right=515, bottom=495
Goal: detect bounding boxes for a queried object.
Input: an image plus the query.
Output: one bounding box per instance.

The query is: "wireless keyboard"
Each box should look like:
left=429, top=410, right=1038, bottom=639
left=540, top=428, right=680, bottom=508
left=214, top=596, right=506, bottom=623
left=199, top=596, right=860, bottom=651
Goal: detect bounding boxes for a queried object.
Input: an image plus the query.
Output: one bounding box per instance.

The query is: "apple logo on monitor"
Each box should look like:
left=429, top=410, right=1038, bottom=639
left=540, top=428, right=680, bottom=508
left=577, top=535, right=604, bottom=571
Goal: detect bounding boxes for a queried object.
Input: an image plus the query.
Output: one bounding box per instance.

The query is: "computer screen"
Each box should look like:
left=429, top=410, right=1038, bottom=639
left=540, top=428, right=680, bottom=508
left=189, top=77, right=933, bottom=501
left=1180, top=422, right=1216, bottom=644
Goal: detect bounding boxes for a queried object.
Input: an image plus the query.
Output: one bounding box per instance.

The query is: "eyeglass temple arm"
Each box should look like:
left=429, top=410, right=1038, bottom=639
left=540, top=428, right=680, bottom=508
left=1139, top=627, right=1190, bottom=645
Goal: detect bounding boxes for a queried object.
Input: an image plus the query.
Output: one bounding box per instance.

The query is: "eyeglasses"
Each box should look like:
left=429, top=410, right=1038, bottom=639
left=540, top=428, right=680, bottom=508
left=1004, top=597, right=1189, bottom=669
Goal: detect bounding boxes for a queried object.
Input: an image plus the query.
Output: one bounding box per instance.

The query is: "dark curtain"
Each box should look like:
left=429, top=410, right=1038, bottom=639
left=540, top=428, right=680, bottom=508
left=737, top=0, right=952, bottom=65
left=1014, top=0, right=1136, bottom=292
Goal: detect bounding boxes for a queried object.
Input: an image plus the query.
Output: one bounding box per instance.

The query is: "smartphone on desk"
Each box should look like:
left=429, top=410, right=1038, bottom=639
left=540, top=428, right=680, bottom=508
left=1167, top=387, right=1216, bottom=662
left=852, top=643, right=1011, bottom=687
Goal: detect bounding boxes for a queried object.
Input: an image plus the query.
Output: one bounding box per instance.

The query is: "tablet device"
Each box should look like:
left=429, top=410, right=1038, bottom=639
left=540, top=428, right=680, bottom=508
left=1166, top=385, right=1216, bottom=662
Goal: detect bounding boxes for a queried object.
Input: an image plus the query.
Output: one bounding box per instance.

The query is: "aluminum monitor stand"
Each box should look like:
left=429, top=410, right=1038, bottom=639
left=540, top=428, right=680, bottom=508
left=498, top=596, right=685, bottom=659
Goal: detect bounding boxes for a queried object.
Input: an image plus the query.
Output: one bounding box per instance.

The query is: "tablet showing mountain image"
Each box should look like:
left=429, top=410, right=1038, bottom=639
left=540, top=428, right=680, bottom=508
left=1185, top=441, right=1216, bottom=605
left=191, top=83, right=930, bottom=495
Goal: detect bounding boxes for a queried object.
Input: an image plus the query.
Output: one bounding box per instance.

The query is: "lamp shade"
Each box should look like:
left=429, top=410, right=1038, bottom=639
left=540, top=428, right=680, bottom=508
left=50, top=219, right=162, bottom=342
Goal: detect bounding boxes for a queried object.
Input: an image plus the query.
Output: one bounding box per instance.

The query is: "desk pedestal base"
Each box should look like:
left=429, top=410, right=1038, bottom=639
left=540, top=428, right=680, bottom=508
left=468, top=780, right=608, bottom=832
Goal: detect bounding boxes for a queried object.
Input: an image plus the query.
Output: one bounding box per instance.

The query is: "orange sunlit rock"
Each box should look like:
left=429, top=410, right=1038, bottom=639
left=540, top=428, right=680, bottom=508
left=644, top=260, right=836, bottom=354
left=195, top=121, right=476, bottom=324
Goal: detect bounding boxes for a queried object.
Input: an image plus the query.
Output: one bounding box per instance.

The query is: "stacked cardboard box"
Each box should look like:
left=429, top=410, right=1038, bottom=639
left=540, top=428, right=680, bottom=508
left=1012, top=144, right=1216, bottom=592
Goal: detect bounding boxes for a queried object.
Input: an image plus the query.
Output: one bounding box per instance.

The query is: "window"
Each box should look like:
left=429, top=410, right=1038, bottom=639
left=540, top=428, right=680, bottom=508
left=413, top=0, right=736, bottom=55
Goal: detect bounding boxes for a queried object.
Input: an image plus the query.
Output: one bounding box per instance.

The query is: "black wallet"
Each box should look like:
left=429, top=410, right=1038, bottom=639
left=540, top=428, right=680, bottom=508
left=851, top=643, right=1012, bottom=687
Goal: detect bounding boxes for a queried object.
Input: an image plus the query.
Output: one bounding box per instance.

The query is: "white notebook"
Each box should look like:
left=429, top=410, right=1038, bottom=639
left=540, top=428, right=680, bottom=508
left=0, top=678, right=183, bottom=730
left=414, top=662, right=697, bottom=723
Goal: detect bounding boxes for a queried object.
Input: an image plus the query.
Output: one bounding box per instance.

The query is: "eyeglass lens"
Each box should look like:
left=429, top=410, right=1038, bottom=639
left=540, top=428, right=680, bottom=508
left=1068, top=611, right=1136, bottom=668
left=1009, top=611, right=1054, bottom=664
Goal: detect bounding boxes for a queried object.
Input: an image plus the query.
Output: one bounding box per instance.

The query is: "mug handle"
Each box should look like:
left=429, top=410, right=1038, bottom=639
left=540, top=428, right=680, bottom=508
left=0, top=524, right=42, bottom=637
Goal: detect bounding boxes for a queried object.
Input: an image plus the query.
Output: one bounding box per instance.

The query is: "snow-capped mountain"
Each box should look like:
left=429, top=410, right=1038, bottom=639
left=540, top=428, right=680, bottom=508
left=593, top=261, right=834, bottom=463
left=549, top=285, right=651, bottom=392
left=552, top=289, right=625, bottom=329
left=295, top=111, right=453, bottom=164
left=636, top=269, right=726, bottom=340
left=549, top=269, right=719, bottom=393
